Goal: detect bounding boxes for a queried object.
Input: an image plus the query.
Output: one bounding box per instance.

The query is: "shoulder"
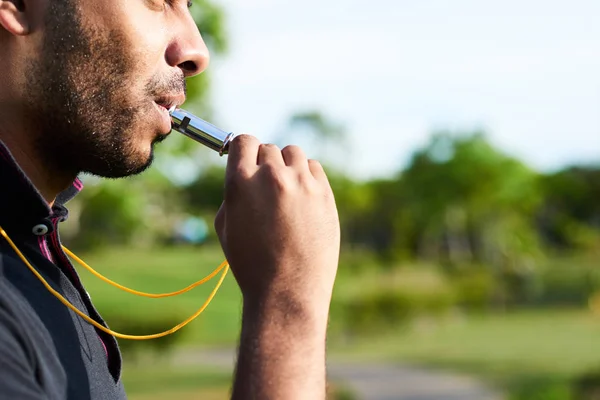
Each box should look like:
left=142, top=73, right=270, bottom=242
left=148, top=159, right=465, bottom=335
left=0, top=250, right=59, bottom=354
left=0, top=242, right=26, bottom=276
left=0, top=254, right=67, bottom=399
left=0, top=255, right=51, bottom=359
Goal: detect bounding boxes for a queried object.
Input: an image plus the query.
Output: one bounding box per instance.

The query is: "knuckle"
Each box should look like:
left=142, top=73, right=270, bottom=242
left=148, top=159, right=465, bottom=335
left=260, top=143, right=280, bottom=152
left=232, top=134, right=259, bottom=149
left=282, top=144, right=302, bottom=154
left=235, top=165, right=254, bottom=180
left=261, top=163, right=288, bottom=189
left=235, top=134, right=258, bottom=143
left=261, top=162, right=281, bottom=177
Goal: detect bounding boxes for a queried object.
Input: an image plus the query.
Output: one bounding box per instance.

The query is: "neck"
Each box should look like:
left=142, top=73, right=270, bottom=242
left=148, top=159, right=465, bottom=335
left=0, top=122, right=76, bottom=206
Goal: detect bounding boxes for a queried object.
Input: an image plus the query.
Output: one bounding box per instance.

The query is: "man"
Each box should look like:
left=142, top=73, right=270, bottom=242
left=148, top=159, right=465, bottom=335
left=0, top=0, right=341, bottom=398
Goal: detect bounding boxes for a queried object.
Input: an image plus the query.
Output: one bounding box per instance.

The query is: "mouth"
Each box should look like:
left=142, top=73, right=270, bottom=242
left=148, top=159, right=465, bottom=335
left=153, top=95, right=185, bottom=134
left=153, top=102, right=173, bottom=135
left=155, top=99, right=178, bottom=112
left=155, top=93, right=185, bottom=112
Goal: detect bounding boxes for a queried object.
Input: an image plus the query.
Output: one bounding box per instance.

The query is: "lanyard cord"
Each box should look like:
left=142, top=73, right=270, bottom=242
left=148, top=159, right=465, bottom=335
left=0, top=226, right=229, bottom=340
left=61, top=247, right=227, bottom=298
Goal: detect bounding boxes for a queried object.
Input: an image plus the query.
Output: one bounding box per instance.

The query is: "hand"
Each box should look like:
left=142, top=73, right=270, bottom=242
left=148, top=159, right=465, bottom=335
left=214, top=135, right=340, bottom=312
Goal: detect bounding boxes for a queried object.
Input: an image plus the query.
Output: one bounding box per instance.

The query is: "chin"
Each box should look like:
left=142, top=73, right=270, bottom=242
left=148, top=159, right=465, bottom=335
left=119, top=152, right=155, bottom=178
left=134, top=129, right=163, bottom=154
left=85, top=153, right=154, bottom=179
left=134, top=144, right=156, bottom=171
left=105, top=140, right=156, bottom=178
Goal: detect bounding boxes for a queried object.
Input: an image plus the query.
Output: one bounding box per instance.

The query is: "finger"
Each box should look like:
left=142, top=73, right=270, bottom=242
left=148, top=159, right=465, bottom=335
left=281, top=145, right=308, bottom=168
left=227, top=135, right=261, bottom=173
left=257, top=143, right=285, bottom=166
left=308, top=159, right=327, bottom=182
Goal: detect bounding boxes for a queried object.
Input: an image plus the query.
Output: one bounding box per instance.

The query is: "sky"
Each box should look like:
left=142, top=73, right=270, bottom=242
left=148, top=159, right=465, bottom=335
left=207, top=0, right=600, bottom=180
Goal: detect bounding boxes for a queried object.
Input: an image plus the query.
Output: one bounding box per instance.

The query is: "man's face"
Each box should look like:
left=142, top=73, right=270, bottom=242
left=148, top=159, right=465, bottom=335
left=25, top=0, right=208, bottom=178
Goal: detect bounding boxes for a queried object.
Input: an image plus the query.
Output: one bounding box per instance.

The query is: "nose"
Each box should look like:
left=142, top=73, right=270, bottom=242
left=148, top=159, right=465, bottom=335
left=166, top=13, right=210, bottom=78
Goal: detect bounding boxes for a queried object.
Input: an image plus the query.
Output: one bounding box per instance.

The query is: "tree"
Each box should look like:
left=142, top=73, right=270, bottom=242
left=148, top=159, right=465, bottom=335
left=352, top=132, right=543, bottom=269
left=539, top=165, right=600, bottom=250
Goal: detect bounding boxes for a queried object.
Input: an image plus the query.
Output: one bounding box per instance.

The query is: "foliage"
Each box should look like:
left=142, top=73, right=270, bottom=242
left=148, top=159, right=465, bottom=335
left=574, top=367, right=600, bottom=400
left=68, top=124, right=600, bottom=313
left=57, top=0, right=600, bottom=335
left=376, top=131, right=543, bottom=268
left=183, top=0, right=228, bottom=120
left=181, top=165, right=226, bottom=214
left=510, top=375, right=572, bottom=400
left=539, top=166, right=600, bottom=251
left=331, top=266, right=457, bottom=336
left=329, top=132, right=599, bottom=309
left=535, top=254, right=600, bottom=306
left=191, top=0, right=228, bottom=54
left=45, top=7, right=600, bottom=400
left=451, top=267, right=497, bottom=310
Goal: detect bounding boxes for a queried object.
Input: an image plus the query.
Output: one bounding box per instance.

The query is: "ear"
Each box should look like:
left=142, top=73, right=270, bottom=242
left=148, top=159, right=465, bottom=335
left=0, top=0, right=29, bottom=36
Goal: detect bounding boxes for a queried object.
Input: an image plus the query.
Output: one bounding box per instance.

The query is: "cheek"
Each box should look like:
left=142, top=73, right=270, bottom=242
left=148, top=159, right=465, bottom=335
left=122, top=7, right=171, bottom=76
left=132, top=106, right=162, bottom=137
left=85, top=1, right=170, bottom=75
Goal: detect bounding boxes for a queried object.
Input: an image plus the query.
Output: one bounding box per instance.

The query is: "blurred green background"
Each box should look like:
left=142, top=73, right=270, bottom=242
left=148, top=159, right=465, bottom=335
left=59, top=2, right=600, bottom=399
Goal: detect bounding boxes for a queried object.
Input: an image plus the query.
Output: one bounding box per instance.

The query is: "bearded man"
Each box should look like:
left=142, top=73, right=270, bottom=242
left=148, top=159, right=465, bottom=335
left=0, top=0, right=341, bottom=399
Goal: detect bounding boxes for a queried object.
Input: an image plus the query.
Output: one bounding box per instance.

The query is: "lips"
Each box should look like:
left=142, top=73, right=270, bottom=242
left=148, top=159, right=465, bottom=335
left=155, top=99, right=177, bottom=111
left=152, top=94, right=185, bottom=134
left=154, top=101, right=174, bottom=134
left=154, top=93, right=185, bottom=111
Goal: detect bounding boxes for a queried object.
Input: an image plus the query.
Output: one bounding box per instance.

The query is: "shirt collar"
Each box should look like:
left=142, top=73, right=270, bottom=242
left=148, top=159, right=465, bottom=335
left=0, top=140, right=83, bottom=237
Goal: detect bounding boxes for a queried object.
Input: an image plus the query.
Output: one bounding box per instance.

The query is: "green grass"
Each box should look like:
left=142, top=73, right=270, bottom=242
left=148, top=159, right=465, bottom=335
left=122, top=363, right=232, bottom=400
left=75, top=245, right=242, bottom=346
left=74, top=247, right=600, bottom=399
left=122, top=362, right=355, bottom=400
left=123, top=364, right=232, bottom=396
left=333, top=309, right=600, bottom=399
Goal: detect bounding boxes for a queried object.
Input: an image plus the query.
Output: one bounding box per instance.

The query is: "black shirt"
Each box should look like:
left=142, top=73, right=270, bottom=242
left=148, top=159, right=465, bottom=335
left=0, top=141, right=126, bottom=399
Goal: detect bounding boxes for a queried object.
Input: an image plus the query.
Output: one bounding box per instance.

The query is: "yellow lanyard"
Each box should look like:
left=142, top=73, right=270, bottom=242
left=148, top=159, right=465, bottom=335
left=0, top=226, right=229, bottom=340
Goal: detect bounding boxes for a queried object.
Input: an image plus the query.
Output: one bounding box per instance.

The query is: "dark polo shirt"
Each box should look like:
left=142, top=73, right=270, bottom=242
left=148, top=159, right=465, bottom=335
left=0, top=142, right=126, bottom=399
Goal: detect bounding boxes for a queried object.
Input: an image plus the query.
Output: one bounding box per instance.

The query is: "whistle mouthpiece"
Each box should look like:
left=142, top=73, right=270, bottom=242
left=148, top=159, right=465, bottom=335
left=169, top=107, right=235, bottom=156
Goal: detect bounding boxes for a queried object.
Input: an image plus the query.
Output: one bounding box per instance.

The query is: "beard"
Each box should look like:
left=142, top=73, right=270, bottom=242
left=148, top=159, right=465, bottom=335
left=24, top=0, right=186, bottom=179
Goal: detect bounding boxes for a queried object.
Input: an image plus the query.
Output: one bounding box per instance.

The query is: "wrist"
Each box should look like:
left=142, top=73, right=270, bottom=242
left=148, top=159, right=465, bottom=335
left=242, top=288, right=331, bottom=334
left=234, top=287, right=329, bottom=399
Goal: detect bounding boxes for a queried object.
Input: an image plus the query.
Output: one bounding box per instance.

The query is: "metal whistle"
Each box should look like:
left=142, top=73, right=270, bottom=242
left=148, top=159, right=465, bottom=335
left=169, top=107, right=235, bottom=156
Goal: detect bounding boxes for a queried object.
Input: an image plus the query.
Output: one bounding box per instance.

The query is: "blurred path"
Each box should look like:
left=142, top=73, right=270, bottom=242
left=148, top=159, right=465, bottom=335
left=327, top=361, right=503, bottom=400
left=174, top=348, right=504, bottom=400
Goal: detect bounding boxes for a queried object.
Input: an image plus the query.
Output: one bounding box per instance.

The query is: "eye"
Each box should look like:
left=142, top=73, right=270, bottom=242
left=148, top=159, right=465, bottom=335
left=154, top=0, right=192, bottom=11
left=165, top=0, right=192, bottom=9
